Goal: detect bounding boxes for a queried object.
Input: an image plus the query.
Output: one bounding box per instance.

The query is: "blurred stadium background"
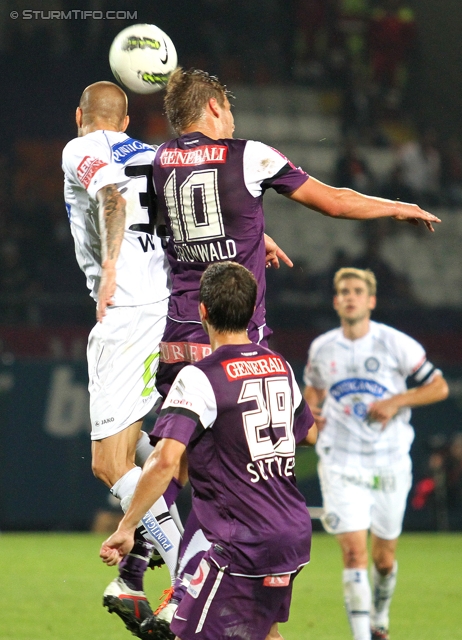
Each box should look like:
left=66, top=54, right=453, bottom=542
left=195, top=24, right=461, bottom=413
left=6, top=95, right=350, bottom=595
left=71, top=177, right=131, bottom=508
left=1, top=0, right=462, bottom=535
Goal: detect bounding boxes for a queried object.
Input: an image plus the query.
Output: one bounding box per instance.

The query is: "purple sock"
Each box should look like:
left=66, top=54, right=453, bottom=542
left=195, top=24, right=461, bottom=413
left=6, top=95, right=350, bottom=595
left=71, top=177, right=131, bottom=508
left=118, top=529, right=153, bottom=592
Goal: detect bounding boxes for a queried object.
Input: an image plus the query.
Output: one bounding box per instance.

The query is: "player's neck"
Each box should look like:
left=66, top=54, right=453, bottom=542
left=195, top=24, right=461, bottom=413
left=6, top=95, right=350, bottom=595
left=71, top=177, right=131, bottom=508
left=182, top=118, right=227, bottom=140
left=208, top=329, right=252, bottom=352
left=341, top=317, right=371, bottom=341
left=79, top=123, right=121, bottom=136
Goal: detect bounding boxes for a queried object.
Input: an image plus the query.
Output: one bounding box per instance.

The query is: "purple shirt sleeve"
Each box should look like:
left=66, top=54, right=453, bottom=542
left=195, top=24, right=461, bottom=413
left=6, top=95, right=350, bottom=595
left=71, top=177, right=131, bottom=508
left=293, top=399, right=315, bottom=444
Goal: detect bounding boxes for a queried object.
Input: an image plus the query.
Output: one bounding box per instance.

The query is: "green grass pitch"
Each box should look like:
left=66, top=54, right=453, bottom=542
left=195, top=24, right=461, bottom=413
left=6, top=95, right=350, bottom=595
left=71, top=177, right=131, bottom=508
left=1, top=532, right=461, bottom=639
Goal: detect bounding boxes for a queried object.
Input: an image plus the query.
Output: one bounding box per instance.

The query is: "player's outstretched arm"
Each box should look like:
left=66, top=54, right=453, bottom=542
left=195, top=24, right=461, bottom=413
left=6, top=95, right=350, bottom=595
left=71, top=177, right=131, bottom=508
left=288, top=176, right=441, bottom=232
left=96, top=184, right=126, bottom=322
left=100, top=437, right=186, bottom=565
left=264, top=233, right=293, bottom=269
left=368, top=373, right=449, bottom=428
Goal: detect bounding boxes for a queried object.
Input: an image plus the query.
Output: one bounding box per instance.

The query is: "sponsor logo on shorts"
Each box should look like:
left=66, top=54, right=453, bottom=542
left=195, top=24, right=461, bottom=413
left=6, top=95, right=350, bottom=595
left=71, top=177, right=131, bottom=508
left=323, top=512, right=340, bottom=530
left=160, top=341, right=212, bottom=364
left=101, top=417, right=115, bottom=424
left=187, top=558, right=210, bottom=599
left=365, top=357, right=380, bottom=372
left=160, top=145, right=227, bottom=166
left=77, top=156, right=107, bottom=188
left=263, top=574, right=291, bottom=587
left=222, top=354, right=287, bottom=381
left=111, top=137, right=152, bottom=164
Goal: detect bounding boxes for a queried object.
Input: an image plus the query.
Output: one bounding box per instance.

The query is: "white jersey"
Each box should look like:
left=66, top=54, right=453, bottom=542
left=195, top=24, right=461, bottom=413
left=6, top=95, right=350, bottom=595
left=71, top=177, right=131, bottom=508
left=303, top=321, right=439, bottom=468
left=62, top=130, right=170, bottom=307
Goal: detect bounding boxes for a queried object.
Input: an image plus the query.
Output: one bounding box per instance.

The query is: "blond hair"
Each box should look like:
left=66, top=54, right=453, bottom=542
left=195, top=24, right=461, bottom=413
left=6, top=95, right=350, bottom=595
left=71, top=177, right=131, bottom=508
left=333, top=267, right=377, bottom=296
left=164, top=67, right=232, bottom=134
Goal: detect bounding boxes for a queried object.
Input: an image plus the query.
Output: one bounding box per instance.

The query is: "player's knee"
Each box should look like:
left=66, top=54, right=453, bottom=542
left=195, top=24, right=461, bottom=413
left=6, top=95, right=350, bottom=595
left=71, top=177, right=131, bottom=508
left=343, top=546, right=368, bottom=568
left=91, top=458, right=110, bottom=485
left=373, top=554, right=394, bottom=575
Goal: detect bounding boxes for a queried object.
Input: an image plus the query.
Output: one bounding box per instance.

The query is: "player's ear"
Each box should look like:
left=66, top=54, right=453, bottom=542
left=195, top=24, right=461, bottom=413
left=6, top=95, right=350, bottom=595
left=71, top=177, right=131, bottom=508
left=333, top=295, right=339, bottom=311
left=75, top=107, right=83, bottom=128
left=208, top=97, right=221, bottom=118
left=199, top=302, right=208, bottom=321
left=368, top=295, right=377, bottom=311
left=121, top=115, right=129, bottom=132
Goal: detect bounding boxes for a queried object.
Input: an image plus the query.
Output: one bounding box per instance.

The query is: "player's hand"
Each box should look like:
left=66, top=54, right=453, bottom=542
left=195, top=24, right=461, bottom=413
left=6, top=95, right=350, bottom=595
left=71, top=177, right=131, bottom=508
left=100, top=527, right=135, bottom=565
left=392, top=203, right=441, bottom=232
left=264, top=233, right=293, bottom=269
left=311, top=406, right=326, bottom=431
left=367, top=398, right=400, bottom=428
left=97, top=262, right=117, bottom=322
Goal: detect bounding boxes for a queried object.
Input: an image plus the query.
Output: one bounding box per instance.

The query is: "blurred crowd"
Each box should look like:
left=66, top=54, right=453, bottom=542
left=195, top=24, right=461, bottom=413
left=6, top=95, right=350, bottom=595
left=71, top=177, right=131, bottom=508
left=412, top=432, right=462, bottom=530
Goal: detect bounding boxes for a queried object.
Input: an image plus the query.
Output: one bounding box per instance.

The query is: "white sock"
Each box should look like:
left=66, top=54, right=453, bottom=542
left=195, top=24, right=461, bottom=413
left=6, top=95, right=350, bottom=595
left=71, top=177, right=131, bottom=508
left=169, top=502, right=185, bottom=535
left=135, top=430, right=155, bottom=467
left=371, top=561, right=397, bottom=630
left=112, top=467, right=182, bottom=586
left=343, top=568, right=372, bottom=640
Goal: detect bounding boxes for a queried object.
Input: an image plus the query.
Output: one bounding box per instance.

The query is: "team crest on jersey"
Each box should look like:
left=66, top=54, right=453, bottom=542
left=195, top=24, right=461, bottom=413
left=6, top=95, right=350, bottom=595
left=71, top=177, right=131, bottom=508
left=77, top=156, right=107, bottom=188
left=111, top=138, right=152, bottom=164
left=353, top=402, right=368, bottom=419
left=365, top=357, right=380, bottom=372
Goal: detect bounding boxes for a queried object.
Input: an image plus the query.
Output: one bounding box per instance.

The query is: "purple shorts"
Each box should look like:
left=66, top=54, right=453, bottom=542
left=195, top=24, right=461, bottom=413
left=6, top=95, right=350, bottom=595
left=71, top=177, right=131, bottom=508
left=170, top=554, right=297, bottom=640
left=155, top=318, right=269, bottom=400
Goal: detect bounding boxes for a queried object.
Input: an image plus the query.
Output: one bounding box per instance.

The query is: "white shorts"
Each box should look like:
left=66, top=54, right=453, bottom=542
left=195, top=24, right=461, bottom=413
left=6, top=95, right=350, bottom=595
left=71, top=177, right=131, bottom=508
left=87, top=299, right=168, bottom=440
left=318, top=458, right=412, bottom=540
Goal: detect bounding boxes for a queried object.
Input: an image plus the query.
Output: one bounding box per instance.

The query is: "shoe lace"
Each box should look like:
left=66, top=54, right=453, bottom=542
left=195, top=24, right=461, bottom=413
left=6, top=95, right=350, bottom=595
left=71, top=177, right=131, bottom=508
left=154, top=587, right=174, bottom=616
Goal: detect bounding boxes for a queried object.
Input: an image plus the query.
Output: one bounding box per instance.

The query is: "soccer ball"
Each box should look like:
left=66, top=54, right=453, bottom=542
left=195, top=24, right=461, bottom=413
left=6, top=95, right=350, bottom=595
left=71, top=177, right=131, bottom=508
left=109, top=23, right=177, bottom=94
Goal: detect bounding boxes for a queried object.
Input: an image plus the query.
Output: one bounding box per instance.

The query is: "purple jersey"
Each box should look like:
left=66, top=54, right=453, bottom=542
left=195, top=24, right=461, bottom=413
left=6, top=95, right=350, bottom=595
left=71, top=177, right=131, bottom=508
left=152, top=342, right=315, bottom=577
left=152, top=134, right=308, bottom=338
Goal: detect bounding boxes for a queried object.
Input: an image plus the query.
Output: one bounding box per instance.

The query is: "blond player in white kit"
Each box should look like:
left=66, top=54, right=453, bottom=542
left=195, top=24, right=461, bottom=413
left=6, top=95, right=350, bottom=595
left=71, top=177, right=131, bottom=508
left=62, top=81, right=182, bottom=637
left=303, top=268, right=449, bottom=640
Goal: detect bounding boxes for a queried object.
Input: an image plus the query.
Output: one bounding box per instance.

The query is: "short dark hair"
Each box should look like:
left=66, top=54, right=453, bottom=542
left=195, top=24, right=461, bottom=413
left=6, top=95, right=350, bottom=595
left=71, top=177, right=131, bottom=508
left=200, top=262, right=257, bottom=333
left=164, top=67, right=233, bottom=134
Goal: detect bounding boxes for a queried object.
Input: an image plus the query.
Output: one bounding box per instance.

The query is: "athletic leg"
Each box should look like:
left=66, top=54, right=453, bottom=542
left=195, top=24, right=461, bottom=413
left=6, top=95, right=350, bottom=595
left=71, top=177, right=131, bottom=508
left=266, top=622, right=284, bottom=639
left=369, top=460, right=411, bottom=639
left=370, top=535, right=398, bottom=638
left=337, top=530, right=371, bottom=640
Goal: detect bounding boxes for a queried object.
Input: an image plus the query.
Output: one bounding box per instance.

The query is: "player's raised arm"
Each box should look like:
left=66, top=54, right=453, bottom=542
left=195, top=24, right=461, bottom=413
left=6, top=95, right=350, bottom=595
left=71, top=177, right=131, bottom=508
left=96, top=184, right=126, bottom=322
left=287, top=175, right=441, bottom=232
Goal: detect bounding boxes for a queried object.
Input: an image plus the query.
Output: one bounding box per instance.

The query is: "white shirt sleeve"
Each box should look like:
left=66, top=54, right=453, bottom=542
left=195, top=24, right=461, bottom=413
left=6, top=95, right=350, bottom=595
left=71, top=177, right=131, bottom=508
left=243, top=140, right=291, bottom=197
left=394, top=332, right=427, bottom=378
left=62, top=135, right=127, bottom=200
left=163, top=365, right=218, bottom=429
left=393, top=330, right=442, bottom=384
left=287, top=362, right=303, bottom=408
left=303, top=343, right=328, bottom=389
